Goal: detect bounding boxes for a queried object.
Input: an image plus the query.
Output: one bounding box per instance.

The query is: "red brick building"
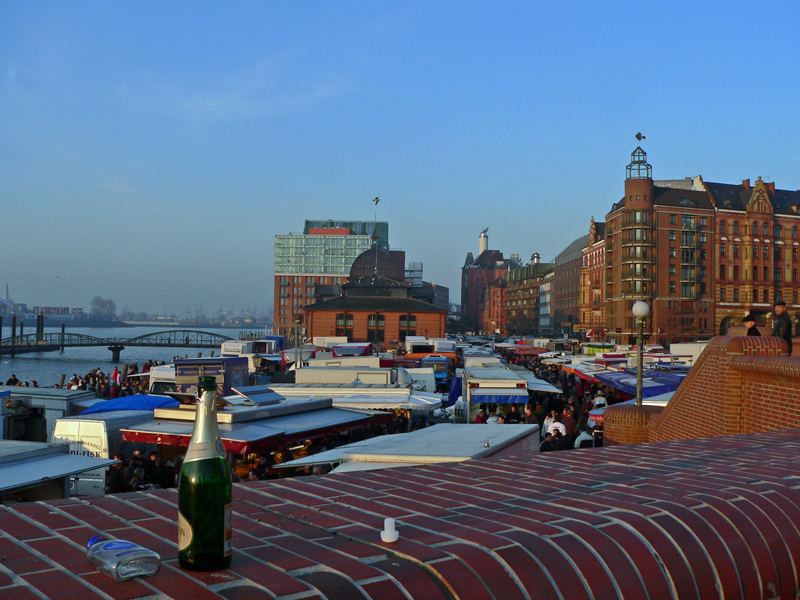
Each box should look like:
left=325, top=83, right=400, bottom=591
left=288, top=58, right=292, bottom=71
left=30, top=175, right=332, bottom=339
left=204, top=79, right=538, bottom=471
left=304, top=262, right=447, bottom=347
left=579, top=217, right=607, bottom=339
left=600, top=145, right=800, bottom=345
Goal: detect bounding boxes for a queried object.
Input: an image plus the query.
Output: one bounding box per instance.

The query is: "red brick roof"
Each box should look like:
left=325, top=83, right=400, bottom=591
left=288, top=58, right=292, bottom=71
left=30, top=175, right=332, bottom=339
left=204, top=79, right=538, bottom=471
left=3, top=430, right=800, bottom=598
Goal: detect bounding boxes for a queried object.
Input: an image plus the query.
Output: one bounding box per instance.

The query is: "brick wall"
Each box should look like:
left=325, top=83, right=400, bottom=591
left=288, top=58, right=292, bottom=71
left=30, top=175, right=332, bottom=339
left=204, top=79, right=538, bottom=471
left=605, top=335, right=798, bottom=444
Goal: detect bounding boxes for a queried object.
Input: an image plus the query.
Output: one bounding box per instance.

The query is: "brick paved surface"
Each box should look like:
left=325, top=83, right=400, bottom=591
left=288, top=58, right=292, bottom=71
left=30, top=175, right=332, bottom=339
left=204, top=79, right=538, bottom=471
left=3, top=430, right=800, bottom=598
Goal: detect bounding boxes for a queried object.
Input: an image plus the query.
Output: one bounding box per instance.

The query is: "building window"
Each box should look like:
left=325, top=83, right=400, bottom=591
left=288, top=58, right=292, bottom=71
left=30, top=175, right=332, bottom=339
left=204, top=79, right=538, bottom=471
left=795, top=292, right=798, bottom=305
left=720, top=243, right=726, bottom=258
left=670, top=214, right=676, bottom=225
left=720, top=264, right=726, bottom=279
left=764, top=266, right=769, bottom=280
left=775, top=225, right=783, bottom=238
left=763, top=222, right=769, bottom=237
left=669, top=231, right=676, bottom=241
left=775, top=268, right=783, bottom=282
left=733, top=265, right=739, bottom=280
left=753, top=267, right=758, bottom=281
left=775, top=246, right=783, bottom=261
left=700, top=217, right=707, bottom=226
left=764, top=289, right=769, bottom=303
left=794, top=248, right=798, bottom=261
left=669, top=265, right=676, bottom=275
left=720, top=221, right=726, bottom=234
left=720, top=288, right=726, bottom=301
left=794, top=269, right=798, bottom=283
left=733, top=288, right=739, bottom=302
left=733, top=244, right=739, bottom=258
left=335, top=312, right=353, bottom=338
left=399, top=314, right=417, bottom=342
left=669, top=281, right=676, bottom=293
left=754, top=289, right=759, bottom=303
left=669, top=247, right=676, bottom=258
left=794, top=226, right=798, bottom=240
left=367, top=313, right=385, bottom=342
left=733, top=221, right=739, bottom=234
left=764, top=245, right=769, bottom=259
left=754, top=244, right=759, bottom=258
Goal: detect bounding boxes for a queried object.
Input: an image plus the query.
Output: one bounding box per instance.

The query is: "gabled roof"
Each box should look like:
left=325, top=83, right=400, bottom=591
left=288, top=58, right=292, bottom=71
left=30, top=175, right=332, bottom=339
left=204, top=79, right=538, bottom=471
left=471, top=249, right=505, bottom=269
left=704, top=180, right=800, bottom=214
left=305, top=296, right=449, bottom=313
left=652, top=187, right=714, bottom=209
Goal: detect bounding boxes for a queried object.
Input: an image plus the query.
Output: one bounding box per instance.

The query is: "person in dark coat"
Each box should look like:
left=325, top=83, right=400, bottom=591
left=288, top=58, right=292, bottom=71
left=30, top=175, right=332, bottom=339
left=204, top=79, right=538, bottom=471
left=743, top=313, right=760, bottom=336
left=771, top=300, right=793, bottom=354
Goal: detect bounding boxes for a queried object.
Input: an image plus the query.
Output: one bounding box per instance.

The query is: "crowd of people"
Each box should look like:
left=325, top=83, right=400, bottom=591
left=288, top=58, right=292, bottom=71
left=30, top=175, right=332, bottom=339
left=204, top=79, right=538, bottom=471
left=56, top=359, right=170, bottom=397
left=107, top=449, right=177, bottom=493
left=470, top=349, right=622, bottom=452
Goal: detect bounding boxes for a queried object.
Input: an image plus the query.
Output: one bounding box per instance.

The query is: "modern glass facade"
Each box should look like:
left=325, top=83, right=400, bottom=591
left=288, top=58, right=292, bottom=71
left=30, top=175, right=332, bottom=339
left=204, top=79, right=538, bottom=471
left=274, top=234, right=373, bottom=275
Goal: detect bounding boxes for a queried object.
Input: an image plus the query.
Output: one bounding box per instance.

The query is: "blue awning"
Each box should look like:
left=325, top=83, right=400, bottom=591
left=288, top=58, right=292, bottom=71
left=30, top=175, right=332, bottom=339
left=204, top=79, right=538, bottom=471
left=592, top=370, right=683, bottom=398
left=469, top=388, right=529, bottom=404
left=81, top=394, right=179, bottom=414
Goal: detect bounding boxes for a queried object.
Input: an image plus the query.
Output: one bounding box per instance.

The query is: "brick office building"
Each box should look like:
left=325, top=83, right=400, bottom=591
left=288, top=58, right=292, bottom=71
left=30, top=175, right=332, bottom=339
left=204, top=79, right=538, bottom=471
left=503, top=256, right=554, bottom=336
left=579, top=217, right=607, bottom=339
left=461, top=229, right=515, bottom=332
left=601, top=145, right=800, bottom=345
left=553, top=235, right=589, bottom=337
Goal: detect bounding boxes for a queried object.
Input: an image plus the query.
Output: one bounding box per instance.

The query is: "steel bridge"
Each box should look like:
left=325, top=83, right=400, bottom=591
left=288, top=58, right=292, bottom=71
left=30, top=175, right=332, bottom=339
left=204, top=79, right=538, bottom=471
left=0, top=329, right=235, bottom=361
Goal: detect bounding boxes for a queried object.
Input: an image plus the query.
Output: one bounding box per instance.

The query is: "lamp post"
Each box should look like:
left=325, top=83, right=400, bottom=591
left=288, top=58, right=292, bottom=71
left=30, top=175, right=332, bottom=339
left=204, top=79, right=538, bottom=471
left=294, top=315, right=302, bottom=370
left=632, top=301, right=650, bottom=407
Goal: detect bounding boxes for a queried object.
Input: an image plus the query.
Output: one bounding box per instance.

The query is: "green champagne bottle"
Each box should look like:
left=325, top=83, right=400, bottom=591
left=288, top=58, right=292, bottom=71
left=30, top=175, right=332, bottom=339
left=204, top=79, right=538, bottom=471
left=178, top=376, right=232, bottom=570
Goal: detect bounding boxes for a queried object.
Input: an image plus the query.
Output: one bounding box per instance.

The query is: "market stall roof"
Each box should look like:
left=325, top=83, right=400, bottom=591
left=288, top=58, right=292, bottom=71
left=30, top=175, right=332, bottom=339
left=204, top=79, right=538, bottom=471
left=122, top=406, right=373, bottom=455
left=592, top=370, right=681, bottom=398
left=468, top=387, right=529, bottom=404
left=0, top=441, right=117, bottom=494
left=276, top=423, right=540, bottom=472
left=266, top=384, right=442, bottom=413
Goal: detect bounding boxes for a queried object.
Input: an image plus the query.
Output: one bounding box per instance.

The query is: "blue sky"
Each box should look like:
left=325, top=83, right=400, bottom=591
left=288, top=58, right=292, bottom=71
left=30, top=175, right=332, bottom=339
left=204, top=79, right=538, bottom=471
left=2, top=1, right=799, bottom=315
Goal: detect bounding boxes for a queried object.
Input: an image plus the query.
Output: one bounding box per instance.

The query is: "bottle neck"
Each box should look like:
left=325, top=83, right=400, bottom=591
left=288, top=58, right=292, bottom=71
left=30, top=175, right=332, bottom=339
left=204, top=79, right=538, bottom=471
left=185, top=389, right=225, bottom=462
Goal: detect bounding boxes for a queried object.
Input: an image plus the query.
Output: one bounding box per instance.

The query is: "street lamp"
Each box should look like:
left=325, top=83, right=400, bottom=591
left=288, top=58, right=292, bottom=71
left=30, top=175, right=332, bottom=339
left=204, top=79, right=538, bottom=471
left=632, top=300, right=650, bottom=407
left=294, top=315, right=302, bottom=370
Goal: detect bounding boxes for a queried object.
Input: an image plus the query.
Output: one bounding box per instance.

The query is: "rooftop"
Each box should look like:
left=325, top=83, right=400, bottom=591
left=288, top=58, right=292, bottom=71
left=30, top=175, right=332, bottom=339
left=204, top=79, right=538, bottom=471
left=3, top=429, right=800, bottom=598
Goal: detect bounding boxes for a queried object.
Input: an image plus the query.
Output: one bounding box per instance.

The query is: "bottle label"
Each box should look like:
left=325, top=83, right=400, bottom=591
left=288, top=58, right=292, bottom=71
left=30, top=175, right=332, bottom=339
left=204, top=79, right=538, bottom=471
left=183, top=441, right=224, bottom=464
left=224, top=503, right=232, bottom=557
left=178, top=511, right=192, bottom=551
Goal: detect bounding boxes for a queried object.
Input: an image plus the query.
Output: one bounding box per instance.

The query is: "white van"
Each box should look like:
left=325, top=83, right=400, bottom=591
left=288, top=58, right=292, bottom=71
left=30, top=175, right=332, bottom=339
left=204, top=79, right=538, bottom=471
left=50, top=410, right=154, bottom=496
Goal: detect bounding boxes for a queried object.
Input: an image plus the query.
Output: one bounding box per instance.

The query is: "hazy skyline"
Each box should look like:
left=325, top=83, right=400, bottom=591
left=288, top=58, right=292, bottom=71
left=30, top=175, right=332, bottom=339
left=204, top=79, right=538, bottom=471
left=3, top=2, right=799, bottom=313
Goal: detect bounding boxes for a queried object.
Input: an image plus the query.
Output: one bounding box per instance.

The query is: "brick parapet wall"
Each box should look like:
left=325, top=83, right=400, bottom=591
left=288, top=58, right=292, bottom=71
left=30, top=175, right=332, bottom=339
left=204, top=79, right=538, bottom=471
left=605, top=335, right=800, bottom=445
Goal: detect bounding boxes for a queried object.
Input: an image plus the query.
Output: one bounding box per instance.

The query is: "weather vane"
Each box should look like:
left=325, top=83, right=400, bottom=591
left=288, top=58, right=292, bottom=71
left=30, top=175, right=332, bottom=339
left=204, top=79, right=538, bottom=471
left=480, top=227, right=488, bottom=235
left=635, top=132, right=646, bottom=141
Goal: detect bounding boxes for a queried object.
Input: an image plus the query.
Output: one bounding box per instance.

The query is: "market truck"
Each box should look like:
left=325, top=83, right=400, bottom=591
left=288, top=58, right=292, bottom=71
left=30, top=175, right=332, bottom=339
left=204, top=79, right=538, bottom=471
left=459, top=366, right=529, bottom=422
left=174, top=356, right=249, bottom=396
left=50, top=410, right=154, bottom=496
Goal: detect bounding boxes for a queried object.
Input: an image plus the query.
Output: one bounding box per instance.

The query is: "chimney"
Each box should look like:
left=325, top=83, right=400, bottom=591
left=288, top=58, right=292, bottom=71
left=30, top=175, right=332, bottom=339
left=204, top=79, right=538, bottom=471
left=741, top=178, right=750, bottom=190
left=766, top=181, right=775, bottom=194
left=479, top=230, right=488, bottom=255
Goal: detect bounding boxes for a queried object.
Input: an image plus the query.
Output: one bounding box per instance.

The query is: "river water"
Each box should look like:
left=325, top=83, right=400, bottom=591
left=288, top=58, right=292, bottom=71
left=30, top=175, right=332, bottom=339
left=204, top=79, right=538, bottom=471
left=0, top=326, right=258, bottom=386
